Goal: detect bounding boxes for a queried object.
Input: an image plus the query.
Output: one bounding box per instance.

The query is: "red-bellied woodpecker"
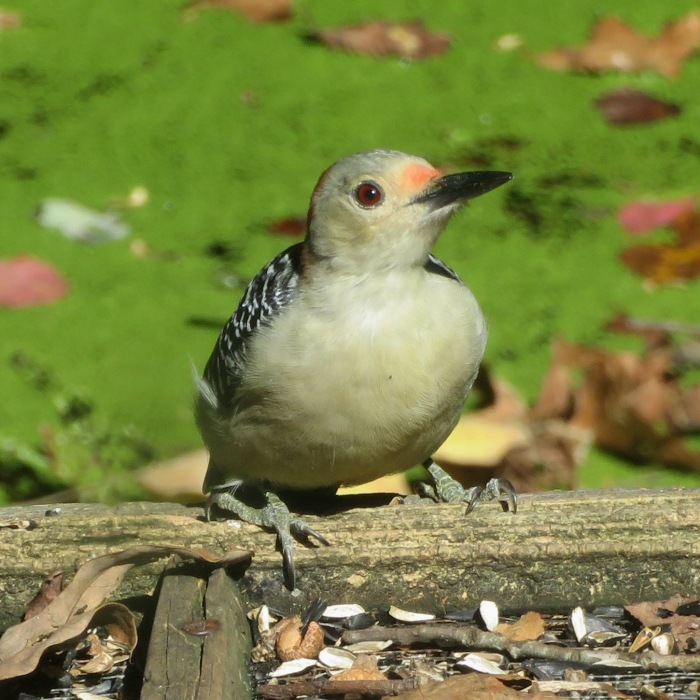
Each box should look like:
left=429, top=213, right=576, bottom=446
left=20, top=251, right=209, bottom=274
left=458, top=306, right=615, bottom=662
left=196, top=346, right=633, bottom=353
left=195, top=149, right=514, bottom=589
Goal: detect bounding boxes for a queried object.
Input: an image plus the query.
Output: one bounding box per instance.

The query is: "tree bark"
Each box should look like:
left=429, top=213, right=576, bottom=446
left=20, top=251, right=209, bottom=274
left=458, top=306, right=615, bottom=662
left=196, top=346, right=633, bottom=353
left=0, top=488, right=698, bottom=632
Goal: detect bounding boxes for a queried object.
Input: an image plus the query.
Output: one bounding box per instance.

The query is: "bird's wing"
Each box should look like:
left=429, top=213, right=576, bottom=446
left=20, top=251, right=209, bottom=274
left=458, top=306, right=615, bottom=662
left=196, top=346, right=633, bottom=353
left=201, top=242, right=304, bottom=408
left=425, top=253, right=463, bottom=283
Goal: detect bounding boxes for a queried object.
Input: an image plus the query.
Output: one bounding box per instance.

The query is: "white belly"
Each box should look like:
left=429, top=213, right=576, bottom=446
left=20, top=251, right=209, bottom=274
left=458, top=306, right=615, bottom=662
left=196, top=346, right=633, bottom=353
left=203, top=269, right=486, bottom=490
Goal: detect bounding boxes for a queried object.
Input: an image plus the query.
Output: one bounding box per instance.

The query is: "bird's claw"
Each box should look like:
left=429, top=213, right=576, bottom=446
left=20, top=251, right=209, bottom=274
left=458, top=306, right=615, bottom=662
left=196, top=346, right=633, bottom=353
left=206, top=486, right=330, bottom=590
left=291, top=518, right=331, bottom=547
left=465, top=477, right=517, bottom=514
left=422, top=460, right=517, bottom=514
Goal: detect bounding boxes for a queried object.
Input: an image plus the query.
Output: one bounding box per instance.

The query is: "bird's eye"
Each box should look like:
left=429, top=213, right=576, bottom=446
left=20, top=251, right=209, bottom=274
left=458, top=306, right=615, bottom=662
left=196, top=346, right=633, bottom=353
left=354, top=181, right=384, bottom=208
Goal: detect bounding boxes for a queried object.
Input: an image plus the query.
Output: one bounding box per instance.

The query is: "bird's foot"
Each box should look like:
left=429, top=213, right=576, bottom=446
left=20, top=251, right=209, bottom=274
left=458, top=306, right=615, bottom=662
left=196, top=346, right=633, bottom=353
left=404, top=460, right=517, bottom=514
left=206, top=484, right=330, bottom=590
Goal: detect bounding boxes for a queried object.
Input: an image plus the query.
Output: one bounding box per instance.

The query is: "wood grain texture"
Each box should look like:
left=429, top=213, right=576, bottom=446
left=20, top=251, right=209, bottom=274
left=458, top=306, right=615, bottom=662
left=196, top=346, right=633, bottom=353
left=0, top=489, right=698, bottom=632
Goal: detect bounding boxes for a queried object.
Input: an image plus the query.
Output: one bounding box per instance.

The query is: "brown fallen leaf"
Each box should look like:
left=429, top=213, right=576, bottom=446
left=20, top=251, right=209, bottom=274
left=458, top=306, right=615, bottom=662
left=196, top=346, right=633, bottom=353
left=333, top=654, right=385, bottom=682
left=69, top=604, right=138, bottom=677
left=595, top=88, right=680, bottom=125
left=626, top=595, right=700, bottom=651
left=0, top=10, right=21, bottom=29
left=22, top=572, right=63, bottom=621
left=307, top=20, right=451, bottom=60
left=434, top=364, right=529, bottom=469
left=620, top=209, right=700, bottom=285
left=620, top=241, right=700, bottom=285
left=0, top=544, right=250, bottom=680
left=268, top=217, right=306, bottom=237
left=184, top=0, right=291, bottom=22
left=496, top=611, right=546, bottom=642
left=534, top=337, right=700, bottom=474
left=537, top=11, right=700, bottom=77
left=392, top=673, right=557, bottom=699
left=434, top=364, right=584, bottom=493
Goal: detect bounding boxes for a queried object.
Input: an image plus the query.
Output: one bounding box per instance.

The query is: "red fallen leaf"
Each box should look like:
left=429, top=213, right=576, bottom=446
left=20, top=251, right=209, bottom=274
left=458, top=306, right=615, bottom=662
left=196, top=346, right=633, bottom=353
left=0, top=256, right=70, bottom=308
left=618, top=196, right=696, bottom=234
left=537, top=11, right=700, bottom=77
left=268, top=217, right=306, bottom=236
left=308, top=20, right=451, bottom=60
left=185, top=0, right=291, bottom=23
left=595, top=88, right=680, bottom=125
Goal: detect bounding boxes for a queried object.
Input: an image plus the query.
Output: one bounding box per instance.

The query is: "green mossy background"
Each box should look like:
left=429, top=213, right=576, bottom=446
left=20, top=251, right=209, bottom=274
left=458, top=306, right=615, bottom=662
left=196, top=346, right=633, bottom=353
left=2, top=0, right=700, bottom=503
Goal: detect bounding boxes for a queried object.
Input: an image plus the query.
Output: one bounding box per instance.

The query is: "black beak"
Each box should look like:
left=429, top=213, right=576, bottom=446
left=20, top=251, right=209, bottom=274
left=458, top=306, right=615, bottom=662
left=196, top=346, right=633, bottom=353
left=413, top=170, right=513, bottom=210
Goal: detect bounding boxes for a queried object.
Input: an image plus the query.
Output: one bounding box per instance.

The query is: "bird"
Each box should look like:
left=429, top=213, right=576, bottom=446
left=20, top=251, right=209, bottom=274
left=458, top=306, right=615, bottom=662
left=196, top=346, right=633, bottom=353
left=195, top=149, right=515, bottom=589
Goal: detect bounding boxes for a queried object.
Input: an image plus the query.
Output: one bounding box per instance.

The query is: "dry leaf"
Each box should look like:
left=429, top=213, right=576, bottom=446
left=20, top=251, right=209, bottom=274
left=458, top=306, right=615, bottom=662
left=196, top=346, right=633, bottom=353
left=0, top=10, right=21, bottom=29
left=618, top=196, right=696, bottom=234
left=268, top=217, right=307, bottom=236
left=0, top=544, right=250, bottom=680
left=22, top=572, right=63, bottom=621
left=595, top=88, right=680, bottom=125
left=433, top=415, right=529, bottom=468
left=337, top=472, right=411, bottom=496
left=393, top=673, right=557, bottom=699
left=497, top=422, right=586, bottom=492
left=332, top=654, right=385, bottom=682
left=536, top=338, right=700, bottom=473
left=136, top=448, right=208, bottom=500
left=619, top=241, right=700, bottom=285
left=620, top=209, right=700, bottom=285
left=0, top=256, right=70, bottom=308
left=496, top=611, right=546, bottom=642
left=70, top=604, right=138, bottom=676
left=626, top=595, right=700, bottom=651
left=185, top=0, right=291, bottom=23
left=440, top=324, right=700, bottom=491
left=434, top=367, right=529, bottom=468
left=137, top=448, right=411, bottom=500
left=435, top=364, right=583, bottom=493
left=537, top=12, right=700, bottom=77
left=308, top=20, right=451, bottom=60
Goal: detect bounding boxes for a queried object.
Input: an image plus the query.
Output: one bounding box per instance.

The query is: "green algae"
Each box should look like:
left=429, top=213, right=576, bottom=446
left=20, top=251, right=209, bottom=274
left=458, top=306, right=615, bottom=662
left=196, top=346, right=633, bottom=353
left=2, top=0, right=700, bottom=501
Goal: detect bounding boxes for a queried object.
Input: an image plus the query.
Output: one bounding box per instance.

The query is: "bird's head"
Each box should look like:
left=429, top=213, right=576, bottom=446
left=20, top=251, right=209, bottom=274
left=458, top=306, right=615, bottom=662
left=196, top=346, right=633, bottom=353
left=305, top=150, right=512, bottom=272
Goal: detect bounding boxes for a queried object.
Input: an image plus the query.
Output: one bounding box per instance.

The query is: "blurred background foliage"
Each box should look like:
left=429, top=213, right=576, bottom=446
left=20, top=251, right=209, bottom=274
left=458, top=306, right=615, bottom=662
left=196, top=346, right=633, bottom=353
left=1, top=0, right=700, bottom=504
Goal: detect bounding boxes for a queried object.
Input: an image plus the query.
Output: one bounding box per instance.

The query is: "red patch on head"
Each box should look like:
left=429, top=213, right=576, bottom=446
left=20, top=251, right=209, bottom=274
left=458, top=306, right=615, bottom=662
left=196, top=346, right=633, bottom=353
left=400, top=162, right=440, bottom=191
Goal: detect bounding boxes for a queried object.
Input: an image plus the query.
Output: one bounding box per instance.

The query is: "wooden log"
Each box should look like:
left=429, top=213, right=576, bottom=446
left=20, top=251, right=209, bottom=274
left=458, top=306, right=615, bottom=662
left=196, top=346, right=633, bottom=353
left=197, top=568, right=252, bottom=700
left=141, top=556, right=207, bottom=700
left=0, top=488, right=699, bottom=633
left=140, top=559, right=252, bottom=700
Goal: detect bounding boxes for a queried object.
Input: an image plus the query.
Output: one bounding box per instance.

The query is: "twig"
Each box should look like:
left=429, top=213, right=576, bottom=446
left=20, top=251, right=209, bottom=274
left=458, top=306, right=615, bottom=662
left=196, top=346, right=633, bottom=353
left=257, top=678, right=417, bottom=699
left=607, top=313, right=700, bottom=338
left=341, top=624, right=700, bottom=672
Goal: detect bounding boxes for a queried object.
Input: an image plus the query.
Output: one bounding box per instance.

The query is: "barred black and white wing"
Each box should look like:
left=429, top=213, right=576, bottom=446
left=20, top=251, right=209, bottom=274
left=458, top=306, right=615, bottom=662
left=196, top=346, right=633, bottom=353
left=425, top=253, right=462, bottom=284
left=201, top=243, right=304, bottom=409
